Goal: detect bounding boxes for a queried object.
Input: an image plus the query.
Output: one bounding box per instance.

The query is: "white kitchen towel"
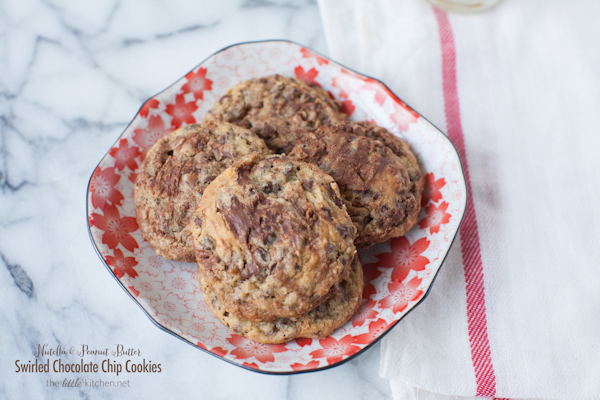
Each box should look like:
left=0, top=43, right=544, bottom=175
left=318, top=0, right=600, bottom=399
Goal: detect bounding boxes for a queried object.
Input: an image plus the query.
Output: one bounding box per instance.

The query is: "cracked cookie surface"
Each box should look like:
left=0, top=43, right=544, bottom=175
left=289, top=121, right=424, bottom=248
left=191, top=153, right=357, bottom=322
left=133, top=122, right=271, bottom=261
left=199, top=255, right=363, bottom=344
left=204, top=74, right=346, bottom=154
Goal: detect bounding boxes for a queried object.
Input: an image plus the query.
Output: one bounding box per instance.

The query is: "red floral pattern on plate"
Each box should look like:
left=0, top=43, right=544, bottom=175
left=87, top=40, right=467, bottom=374
left=352, top=300, right=378, bottom=327
left=422, top=172, right=447, bottom=206
left=300, top=47, right=328, bottom=66
left=90, top=204, right=138, bottom=252
left=295, top=338, right=313, bottom=347
left=228, top=335, right=286, bottom=363
left=133, top=115, right=173, bottom=159
left=291, top=361, right=320, bottom=371
left=377, top=237, right=430, bottom=283
left=354, top=319, right=391, bottom=344
left=109, top=139, right=141, bottom=172
left=165, top=94, right=198, bottom=128
left=294, top=66, right=320, bottom=86
left=139, top=98, right=160, bottom=118
left=181, top=67, right=213, bottom=100
left=309, top=336, right=361, bottom=364
left=419, top=201, right=452, bottom=234
left=89, top=167, right=124, bottom=209
left=340, top=100, right=355, bottom=116
left=379, top=278, right=424, bottom=314
left=106, top=248, right=138, bottom=278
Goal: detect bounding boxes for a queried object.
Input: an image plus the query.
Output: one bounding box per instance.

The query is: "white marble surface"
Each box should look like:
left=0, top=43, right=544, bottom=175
left=0, top=0, right=393, bottom=398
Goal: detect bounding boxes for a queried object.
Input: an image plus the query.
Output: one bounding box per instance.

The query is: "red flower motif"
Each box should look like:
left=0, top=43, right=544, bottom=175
left=227, top=335, right=286, bottom=363
left=362, top=262, right=382, bottom=299
left=390, top=100, right=419, bottom=132
left=89, top=167, right=124, bottom=210
left=181, top=67, right=213, bottom=100
left=291, top=360, right=320, bottom=371
left=133, top=115, right=173, bottom=159
left=339, top=100, right=355, bottom=116
left=332, top=72, right=352, bottom=99
left=374, top=89, right=387, bottom=106
left=352, top=299, right=378, bottom=327
left=354, top=319, right=391, bottom=344
left=243, top=362, right=259, bottom=369
left=379, top=277, right=423, bottom=314
left=294, top=66, right=320, bottom=86
left=128, top=172, right=137, bottom=184
left=211, top=347, right=227, bottom=357
left=108, top=138, right=141, bottom=172
left=127, top=285, right=139, bottom=297
left=422, top=172, right=446, bottom=206
left=139, top=98, right=159, bottom=118
left=165, top=94, right=198, bottom=128
left=419, top=201, right=451, bottom=234
left=295, top=338, right=313, bottom=347
left=300, top=48, right=328, bottom=66
left=196, top=342, right=208, bottom=351
left=106, top=249, right=138, bottom=278
left=361, top=80, right=389, bottom=105
left=309, top=335, right=360, bottom=364
left=91, top=204, right=139, bottom=252
left=376, top=237, right=430, bottom=282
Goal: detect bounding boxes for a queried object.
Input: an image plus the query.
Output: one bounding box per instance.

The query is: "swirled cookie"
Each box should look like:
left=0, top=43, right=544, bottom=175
left=133, top=122, right=271, bottom=261
left=288, top=121, right=424, bottom=248
left=199, top=255, right=363, bottom=344
left=204, top=74, right=346, bottom=154
left=191, top=153, right=357, bottom=322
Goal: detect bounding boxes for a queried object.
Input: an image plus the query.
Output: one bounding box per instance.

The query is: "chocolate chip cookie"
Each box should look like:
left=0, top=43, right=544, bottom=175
left=204, top=74, right=346, bottom=154
left=199, top=255, right=363, bottom=344
left=288, top=121, right=424, bottom=248
left=191, top=153, right=357, bottom=322
left=133, top=122, right=271, bottom=262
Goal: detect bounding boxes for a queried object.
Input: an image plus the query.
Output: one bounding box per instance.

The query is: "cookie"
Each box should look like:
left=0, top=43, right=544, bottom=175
left=199, top=255, right=364, bottom=344
left=191, top=153, right=357, bottom=322
left=288, top=121, right=424, bottom=248
left=204, top=74, right=346, bottom=154
left=133, top=122, right=271, bottom=262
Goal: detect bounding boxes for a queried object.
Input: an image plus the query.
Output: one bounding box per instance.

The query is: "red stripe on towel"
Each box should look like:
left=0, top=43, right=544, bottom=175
left=433, top=8, right=498, bottom=397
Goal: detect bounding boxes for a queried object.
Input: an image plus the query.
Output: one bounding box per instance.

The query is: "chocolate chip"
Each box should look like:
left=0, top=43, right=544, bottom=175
left=254, top=247, right=269, bottom=264
left=302, top=180, right=314, bottom=190
left=203, top=175, right=217, bottom=183
left=336, top=224, right=349, bottom=238
left=325, top=243, right=337, bottom=259
left=195, top=217, right=203, bottom=227
left=219, top=94, right=231, bottom=104
left=200, top=236, right=214, bottom=250
left=261, top=124, right=277, bottom=139
left=321, top=207, right=333, bottom=221
left=409, top=170, right=420, bottom=182
left=262, top=183, right=273, bottom=193
left=334, top=195, right=344, bottom=208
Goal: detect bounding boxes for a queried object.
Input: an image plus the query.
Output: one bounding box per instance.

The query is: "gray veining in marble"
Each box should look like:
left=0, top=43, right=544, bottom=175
left=0, top=0, right=392, bottom=398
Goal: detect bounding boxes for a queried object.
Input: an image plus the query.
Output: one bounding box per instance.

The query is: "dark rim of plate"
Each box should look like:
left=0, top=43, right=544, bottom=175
left=85, top=39, right=468, bottom=376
